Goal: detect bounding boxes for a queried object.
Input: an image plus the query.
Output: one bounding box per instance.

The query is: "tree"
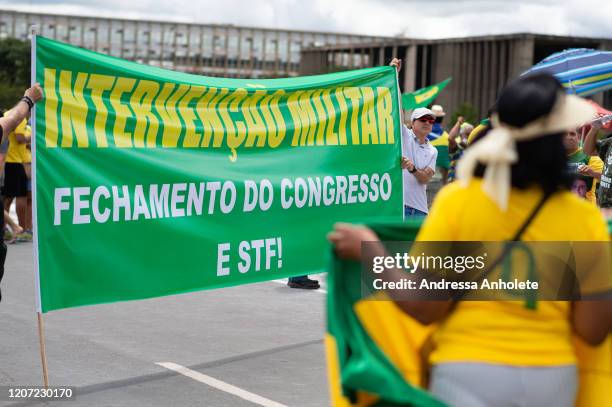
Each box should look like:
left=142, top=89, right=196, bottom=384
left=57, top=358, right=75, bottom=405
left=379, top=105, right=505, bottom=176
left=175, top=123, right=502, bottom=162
left=450, top=102, right=480, bottom=127
left=0, top=38, right=30, bottom=109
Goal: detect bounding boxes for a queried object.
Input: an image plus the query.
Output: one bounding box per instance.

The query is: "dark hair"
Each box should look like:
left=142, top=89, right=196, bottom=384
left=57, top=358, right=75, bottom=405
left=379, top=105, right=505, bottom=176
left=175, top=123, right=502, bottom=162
left=475, top=73, right=571, bottom=193
left=435, top=116, right=444, bottom=124
left=573, top=174, right=594, bottom=191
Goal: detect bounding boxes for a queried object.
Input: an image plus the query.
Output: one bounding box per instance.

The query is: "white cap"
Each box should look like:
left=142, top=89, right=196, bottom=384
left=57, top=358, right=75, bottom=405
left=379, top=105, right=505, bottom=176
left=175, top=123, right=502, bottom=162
left=431, top=105, right=446, bottom=117
left=410, top=107, right=435, bottom=122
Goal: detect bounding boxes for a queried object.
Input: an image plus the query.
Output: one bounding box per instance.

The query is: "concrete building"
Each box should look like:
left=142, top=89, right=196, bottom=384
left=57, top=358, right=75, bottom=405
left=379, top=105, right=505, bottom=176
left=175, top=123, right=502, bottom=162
left=301, top=34, right=612, bottom=117
left=2, top=9, right=611, bottom=117
left=0, top=8, right=390, bottom=78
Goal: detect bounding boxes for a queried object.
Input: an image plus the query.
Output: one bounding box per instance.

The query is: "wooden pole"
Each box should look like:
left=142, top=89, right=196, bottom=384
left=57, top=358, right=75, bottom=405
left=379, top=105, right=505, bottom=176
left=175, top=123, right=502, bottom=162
left=30, top=24, right=48, bottom=390
left=37, top=312, right=49, bottom=388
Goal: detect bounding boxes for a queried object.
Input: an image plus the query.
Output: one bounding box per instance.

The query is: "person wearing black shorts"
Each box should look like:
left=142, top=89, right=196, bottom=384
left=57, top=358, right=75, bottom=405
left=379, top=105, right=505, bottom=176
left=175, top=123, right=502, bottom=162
left=2, top=161, right=28, bottom=228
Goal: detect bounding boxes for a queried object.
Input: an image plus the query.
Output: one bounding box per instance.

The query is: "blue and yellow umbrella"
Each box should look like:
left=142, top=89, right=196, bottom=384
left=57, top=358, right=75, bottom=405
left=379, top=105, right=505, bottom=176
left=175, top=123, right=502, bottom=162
left=525, top=48, right=612, bottom=97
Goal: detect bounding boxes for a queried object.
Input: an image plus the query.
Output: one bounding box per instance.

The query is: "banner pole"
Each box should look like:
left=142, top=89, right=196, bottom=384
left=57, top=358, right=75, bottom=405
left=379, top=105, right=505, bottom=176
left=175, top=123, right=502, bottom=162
left=37, top=312, right=50, bottom=388
left=30, top=25, right=48, bottom=388
left=393, top=61, right=406, bottom=221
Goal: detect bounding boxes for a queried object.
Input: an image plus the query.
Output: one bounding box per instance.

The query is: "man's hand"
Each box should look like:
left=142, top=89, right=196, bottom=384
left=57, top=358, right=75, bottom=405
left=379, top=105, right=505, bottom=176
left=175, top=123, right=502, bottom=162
left=389, top=58, right=402, bottom=72
left=578, top=164, right=599, bottom=179
left=0, top=83, right=44, bottom=137
left=422, top=167, right=435, bottom=177
left=25, top=83, right=43, bottom=103
left=401, top=156, right=415, bottom=171
left=413, top=166, right=435, bottom=184
left=327, top=223, right=380, bottom=260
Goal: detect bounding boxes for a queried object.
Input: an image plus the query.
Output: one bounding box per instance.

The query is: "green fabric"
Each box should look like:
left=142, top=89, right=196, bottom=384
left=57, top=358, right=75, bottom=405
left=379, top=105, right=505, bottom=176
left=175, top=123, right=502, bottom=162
left=434, top=146, right=450, bottom=169
left=567, top=149, right=590, bottom=164
left=34, top=36, right=404, bottom=312
left=327, top=220, right=445, bottom=407
left=401, top=78, right=451, bottom=111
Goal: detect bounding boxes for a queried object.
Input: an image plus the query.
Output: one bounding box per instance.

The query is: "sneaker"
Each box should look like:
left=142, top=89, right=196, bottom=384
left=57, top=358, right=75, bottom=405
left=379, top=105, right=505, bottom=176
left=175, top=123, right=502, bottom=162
left=15, top=232, right=32, bottom=242
left=287, top=278, right=320, bottom=289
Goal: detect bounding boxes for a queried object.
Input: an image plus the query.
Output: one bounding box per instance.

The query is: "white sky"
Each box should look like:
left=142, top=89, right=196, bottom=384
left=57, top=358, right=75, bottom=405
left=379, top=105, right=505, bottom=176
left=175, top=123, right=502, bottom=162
left=1, top=0, right=611, bottom=39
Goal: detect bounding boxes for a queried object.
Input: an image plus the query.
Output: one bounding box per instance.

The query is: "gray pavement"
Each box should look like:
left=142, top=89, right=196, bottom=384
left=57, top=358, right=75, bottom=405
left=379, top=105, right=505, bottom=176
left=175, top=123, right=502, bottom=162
left=0, top=242, right=329, bottom=407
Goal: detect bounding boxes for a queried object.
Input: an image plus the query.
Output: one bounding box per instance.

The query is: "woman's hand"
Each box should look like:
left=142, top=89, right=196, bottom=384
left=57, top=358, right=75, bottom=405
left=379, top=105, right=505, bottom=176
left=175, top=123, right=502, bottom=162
left=327, top=223, right=379, bottom=260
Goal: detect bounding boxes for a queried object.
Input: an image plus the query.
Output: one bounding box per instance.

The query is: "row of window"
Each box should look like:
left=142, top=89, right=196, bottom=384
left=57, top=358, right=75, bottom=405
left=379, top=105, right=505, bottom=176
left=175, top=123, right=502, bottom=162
left=0, top=10, right=383, bottom=76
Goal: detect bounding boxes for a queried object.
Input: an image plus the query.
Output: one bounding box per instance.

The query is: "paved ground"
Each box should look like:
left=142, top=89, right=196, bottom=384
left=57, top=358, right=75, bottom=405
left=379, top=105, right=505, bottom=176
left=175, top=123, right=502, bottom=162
left=0, top=242, right=329, bottom=407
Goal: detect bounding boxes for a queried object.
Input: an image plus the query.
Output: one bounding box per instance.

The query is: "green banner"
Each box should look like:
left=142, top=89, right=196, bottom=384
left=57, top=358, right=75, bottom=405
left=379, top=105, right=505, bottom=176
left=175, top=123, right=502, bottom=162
left=34, top=36, right=403, bottom=313
left=401, top=77, right=452, bottom=110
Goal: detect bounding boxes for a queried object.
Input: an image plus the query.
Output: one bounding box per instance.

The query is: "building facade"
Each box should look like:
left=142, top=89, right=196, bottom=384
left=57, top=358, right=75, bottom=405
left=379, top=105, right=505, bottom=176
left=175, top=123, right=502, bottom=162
left=301, top=34, right=612, bottom=117
left=0, top=8, right=390, bottom=78
left=2, top=9, right=611, bottom=117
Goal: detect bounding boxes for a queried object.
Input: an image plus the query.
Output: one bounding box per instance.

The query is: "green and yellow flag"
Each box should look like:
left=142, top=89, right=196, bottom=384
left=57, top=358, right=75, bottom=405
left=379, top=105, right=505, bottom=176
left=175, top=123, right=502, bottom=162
left=401, top=78, right=452, bottom=111
left=326, top=221, right=445, bottom=407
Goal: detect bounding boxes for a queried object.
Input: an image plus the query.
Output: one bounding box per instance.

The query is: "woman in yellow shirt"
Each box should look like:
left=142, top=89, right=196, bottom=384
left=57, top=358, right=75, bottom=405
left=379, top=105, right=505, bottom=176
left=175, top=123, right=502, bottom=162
left=329, top=73, right=611, bottom=406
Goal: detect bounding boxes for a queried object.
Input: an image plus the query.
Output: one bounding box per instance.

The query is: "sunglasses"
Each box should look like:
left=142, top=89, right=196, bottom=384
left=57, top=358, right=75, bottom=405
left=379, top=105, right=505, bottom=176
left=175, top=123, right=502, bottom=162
left=417, top=117, right=435, bottom=124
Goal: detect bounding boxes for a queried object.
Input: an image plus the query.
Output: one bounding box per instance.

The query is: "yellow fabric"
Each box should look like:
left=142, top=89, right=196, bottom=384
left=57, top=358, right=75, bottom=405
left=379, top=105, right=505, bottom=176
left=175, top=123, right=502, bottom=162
left=467, top=123, right=487, bottom=145
left=417, top=179, right=611, bottom=405
left=355, top=295, right=435, bottom=388
left=429, top=131, right=448, bottom=147
left=586, top=155, right=604, bottom=204
left=573, top=336, right=612, bottom=407
left=325, top=333, right=379, bottom=407
left=4, top=114, right=27, bottom=163
left=325, top=297, right=435, bottom=407
left=17, top=125, right=31, bottom=164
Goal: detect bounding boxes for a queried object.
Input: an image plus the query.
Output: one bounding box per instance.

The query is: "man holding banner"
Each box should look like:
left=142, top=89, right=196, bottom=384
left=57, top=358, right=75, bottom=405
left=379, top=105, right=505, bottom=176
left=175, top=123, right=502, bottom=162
left=400, top=108, right=438, bottom=218
left=0, top=83, right=43, bottom=302
left=390, top=58, right=437, bottom=218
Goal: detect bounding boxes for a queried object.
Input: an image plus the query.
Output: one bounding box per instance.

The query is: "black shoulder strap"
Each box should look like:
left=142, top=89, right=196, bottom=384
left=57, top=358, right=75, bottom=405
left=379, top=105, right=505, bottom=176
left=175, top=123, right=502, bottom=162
left=511, top=191, right=552, bottom=241
left=451, top=191, right=553, bottom=301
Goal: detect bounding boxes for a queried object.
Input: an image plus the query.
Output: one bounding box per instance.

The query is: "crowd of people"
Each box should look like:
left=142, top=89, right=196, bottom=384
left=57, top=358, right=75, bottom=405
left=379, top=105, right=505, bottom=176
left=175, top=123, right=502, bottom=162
left=388, top=58, right=612, bottom=219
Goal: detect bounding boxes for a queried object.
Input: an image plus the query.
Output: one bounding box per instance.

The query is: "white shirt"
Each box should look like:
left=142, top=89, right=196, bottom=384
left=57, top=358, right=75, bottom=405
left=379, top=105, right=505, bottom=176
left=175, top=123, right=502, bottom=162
left=401, top=125, right=438, bottom=213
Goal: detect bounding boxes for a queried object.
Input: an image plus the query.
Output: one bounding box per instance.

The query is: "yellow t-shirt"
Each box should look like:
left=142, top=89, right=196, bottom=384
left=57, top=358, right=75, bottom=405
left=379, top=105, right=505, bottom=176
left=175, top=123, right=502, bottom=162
left=416, top=179, right=610, bottom=366
left=3, top=113, right=27, bottom=164
left=17, top=125, right=32, bottom=164
left=586, top=155, right=604, bottom=204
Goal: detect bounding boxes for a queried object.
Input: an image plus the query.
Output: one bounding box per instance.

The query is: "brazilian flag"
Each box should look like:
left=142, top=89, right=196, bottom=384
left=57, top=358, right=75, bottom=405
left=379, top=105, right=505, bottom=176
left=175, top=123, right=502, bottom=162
left=325, top=221, right=446, bottom=407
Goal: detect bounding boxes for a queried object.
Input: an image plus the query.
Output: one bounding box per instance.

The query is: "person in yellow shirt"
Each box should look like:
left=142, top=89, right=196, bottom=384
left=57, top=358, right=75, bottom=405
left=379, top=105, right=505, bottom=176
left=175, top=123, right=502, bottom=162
left=564, top=128, right=604, bottom=204
left=17, top=124, right=32, bottom=237
left=0, top=134, right=23, bottom=241
left=1, top=114, right=28, bottom=237
left=329, top=74, right=611, bottom=406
